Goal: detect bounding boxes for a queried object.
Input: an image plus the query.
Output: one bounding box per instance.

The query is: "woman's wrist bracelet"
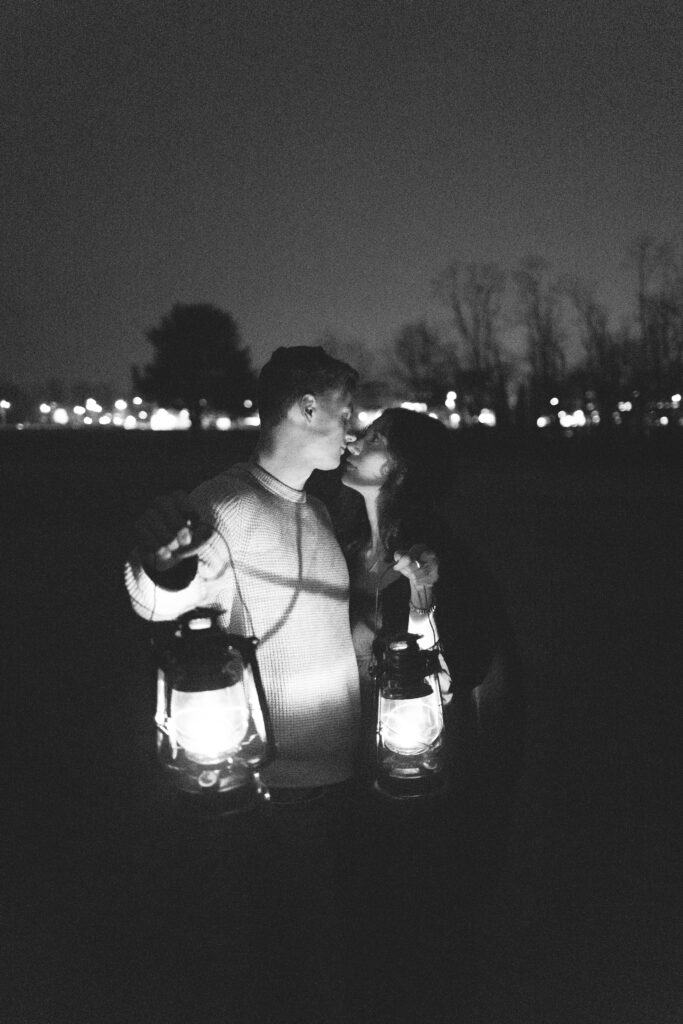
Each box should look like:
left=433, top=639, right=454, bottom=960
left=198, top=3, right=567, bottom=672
left=409, top=600, right=436, bottom=616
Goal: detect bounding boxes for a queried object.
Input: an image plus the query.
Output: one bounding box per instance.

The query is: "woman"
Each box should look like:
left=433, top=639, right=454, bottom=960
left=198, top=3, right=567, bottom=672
left=311, top=407, right=525, bottom=790
left=311, top=409, right=526, bottom=1012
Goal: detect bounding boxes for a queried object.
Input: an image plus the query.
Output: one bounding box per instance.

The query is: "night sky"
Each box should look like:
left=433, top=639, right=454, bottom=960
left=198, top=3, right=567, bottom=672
left=4, top=0, right=682, bottom=395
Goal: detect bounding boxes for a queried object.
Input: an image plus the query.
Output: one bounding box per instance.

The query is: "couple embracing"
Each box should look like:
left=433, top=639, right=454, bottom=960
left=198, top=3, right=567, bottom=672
left=125, top=344, right=521, bottom=800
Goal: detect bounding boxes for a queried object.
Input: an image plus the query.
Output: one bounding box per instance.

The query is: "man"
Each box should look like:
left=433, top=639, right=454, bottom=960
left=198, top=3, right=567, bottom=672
left=125, top=345, right=361, bottom=793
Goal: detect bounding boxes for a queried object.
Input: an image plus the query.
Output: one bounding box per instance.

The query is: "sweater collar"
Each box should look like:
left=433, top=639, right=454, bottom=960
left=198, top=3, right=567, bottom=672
left=246, top=460, right=308, bottom=504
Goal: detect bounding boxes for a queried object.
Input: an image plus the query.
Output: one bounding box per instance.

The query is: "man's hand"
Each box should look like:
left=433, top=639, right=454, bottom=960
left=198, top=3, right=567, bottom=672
left=393, top=545, right=439, bottom=588
left=134, top=491, right=213, bottom=574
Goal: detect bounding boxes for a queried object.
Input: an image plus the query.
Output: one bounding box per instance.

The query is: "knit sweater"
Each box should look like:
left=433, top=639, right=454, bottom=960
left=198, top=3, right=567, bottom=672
left=125, top=462, right=361, bottom=788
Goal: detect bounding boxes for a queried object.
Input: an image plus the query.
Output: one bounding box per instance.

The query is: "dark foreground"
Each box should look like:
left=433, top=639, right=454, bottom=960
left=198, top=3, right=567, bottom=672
left=2, top=430, right=682, bottom=1023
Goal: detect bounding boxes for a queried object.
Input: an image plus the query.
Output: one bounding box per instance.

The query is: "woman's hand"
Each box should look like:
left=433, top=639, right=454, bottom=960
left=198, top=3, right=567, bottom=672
left=393, top=545, right=439, bottom=588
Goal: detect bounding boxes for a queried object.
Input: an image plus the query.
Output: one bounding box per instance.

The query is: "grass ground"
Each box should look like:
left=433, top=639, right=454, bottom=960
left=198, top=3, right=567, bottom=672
left=2, top=430, right=681, bottom=1023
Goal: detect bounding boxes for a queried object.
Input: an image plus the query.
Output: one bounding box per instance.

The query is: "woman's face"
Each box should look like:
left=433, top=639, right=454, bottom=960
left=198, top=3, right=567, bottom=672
left=342, top=417, right=395, bottom=493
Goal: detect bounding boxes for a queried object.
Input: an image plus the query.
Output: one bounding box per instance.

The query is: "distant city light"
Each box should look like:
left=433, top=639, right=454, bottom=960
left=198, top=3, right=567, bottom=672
left=659, top=416, right=669, bottom=426
left=39, top=403, right=52, bottom=414
left=215, top=416, right=232, bottom=431
left=400, top=401, right=428, bottom=413
left=85, top=398, right=102, bottom=413
left=550, top=397, right=559, bottom=406
left=449, top=412, right=461, bottom=428
left=52, top=407, right=69, bottom=425
left=114, top=399, right=128, bottom=411
left=243, top=399, right=253, bottom=409
left=0, top=400, right=11, bottom=410
left=73, top=405, right=85, bottom=415
left=132, top=396, right=143, bottom=406
left=672, top=394, right=681, bottom=407
left=618, top=401, right=633, bottom=412
left=559, top=410, right=587, bottom=429
left=150, top=408, right=191, bottom=431
left=537, top=416, right=552, bottom=429
left=99, top=414, right=112, bottom=425
left=445, top=391, right=457, bottom=411
left=477, top=408, right=496, bottom=427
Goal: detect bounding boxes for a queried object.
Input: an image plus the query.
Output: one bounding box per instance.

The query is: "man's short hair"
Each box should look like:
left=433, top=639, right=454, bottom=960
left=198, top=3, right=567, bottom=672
left=257, top=346, right=358, bottom=430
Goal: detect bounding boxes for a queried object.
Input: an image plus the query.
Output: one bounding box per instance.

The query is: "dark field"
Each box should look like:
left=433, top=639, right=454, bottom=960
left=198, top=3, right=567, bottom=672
left=3, top=430, right=682, bottom=1023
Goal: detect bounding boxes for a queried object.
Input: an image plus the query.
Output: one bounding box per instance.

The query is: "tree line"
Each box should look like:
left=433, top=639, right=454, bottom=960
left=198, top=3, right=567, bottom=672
left=3, top=235, right=680, bottom=432
left=131, top=234, right=681, bottom=432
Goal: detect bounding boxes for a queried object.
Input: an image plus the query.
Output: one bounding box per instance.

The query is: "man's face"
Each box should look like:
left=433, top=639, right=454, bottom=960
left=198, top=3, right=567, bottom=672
left=307, top=388, right=355, bottom=471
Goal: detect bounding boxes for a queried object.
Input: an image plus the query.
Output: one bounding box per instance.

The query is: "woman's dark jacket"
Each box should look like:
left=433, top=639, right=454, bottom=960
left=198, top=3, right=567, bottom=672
left=308, top=471, right=526, bottom=798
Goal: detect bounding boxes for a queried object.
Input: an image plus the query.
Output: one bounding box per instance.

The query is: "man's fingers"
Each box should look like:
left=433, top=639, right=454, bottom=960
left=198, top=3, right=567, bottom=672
left=135, top=502, right=203, bottom=560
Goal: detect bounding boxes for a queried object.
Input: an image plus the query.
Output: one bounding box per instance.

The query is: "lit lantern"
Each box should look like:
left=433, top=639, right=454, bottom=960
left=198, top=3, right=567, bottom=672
left=374, top=633, right=448, bottom=800
left=154, top=610, right=274, bottom=814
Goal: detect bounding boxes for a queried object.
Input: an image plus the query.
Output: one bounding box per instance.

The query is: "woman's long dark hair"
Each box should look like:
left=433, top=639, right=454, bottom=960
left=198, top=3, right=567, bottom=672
left=332, top=408, right=456, bottom=559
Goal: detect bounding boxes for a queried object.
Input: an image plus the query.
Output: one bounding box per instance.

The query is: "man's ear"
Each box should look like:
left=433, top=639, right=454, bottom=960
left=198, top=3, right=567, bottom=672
left=299, top=393, right=317, bottom=423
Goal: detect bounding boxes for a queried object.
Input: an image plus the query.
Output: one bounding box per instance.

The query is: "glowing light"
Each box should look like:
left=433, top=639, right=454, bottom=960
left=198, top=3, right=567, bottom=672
left=215, top=416, right=232, bottom=431
left=132, top=396, right=143, bottom=406
left=477, top=408, right=496, bottom=427
left=39, top=403, right=51, bottom=414
left=147, top=407, right=191, bottom=431
left=380, top=698, right=442, bottom=755
left=556, top=410, right=588, bottom=429
left=672, top=394, right=681, bottom=407
left=659, top=416, right=669, bottom=426
left=243, top=399, right=253, bottom=409
left=52, top=408, right=69, bottom=425
left=114, top=399, right=128, bottom=411
left=138, top=410, right=148, bottom=420
left=590, top=411, right=600, bottom=425
left=85, top=398, right=102, bottom=413
left=73, top=405, right=85, bottom=415
left=240, top=414, right=261, bottom=428
left=99, top=414, right=112, bottom=425
left=537, top=416, right=552, bottom=428
left=445, top=390, right=457, bottom=410
left=150, top=407, right=191, bottom=431
left=618, top=401, right=633, bottom=413
left=358, top=409, right=383, bottom=425
left=550, top=397, right=559, bottom=406
left=0, top=400, right=11, bottom=410
left=449, top=412, right=461, bottom=428
left=170, top=689, right=250, bottom=763
left=124, top=415, right=138, bottom=430
left=401, top=401, right=428, bottom=413
left=83, top=416, right=93, bottom=425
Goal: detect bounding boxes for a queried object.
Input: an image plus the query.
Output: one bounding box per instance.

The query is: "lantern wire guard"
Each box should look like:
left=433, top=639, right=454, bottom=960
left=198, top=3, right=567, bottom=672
left=149, top=523, right=276, bottom=817
left=373, top=633, right=448, bottom=801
